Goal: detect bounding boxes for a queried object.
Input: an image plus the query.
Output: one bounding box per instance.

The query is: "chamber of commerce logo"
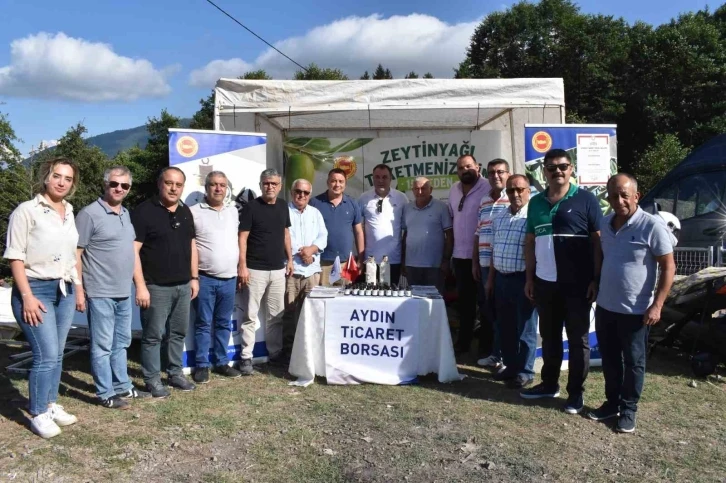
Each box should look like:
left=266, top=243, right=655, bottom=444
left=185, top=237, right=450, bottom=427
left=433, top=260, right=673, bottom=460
left=176, top=136, right=199, bottom=158
left=532, top=131, right=553, bottom=153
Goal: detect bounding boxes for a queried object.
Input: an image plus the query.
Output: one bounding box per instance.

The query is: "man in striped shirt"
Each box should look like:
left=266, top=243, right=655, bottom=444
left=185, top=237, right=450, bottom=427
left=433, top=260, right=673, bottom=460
left=472, top=159, right=510, bottom=369
left=485, top=175, right=537, bottom=389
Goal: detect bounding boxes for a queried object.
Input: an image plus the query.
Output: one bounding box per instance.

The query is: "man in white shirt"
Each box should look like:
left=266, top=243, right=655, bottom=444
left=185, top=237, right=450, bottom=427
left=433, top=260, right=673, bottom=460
left=284, top=179, right=328, bottom=352
left=359, top=164, right=408, bottom=284
left=190, top=171, right=243, bottom=383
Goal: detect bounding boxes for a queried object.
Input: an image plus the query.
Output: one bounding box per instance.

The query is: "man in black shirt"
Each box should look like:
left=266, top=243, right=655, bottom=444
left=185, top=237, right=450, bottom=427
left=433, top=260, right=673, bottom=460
left=238, top=168, right=293, bottom=370
left=132, top=167, right=199, bottom=397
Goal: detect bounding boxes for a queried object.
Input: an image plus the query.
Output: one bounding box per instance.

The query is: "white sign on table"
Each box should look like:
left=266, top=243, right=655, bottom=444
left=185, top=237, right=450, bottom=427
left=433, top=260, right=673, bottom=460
left=324, top=297, right=420, bottom=385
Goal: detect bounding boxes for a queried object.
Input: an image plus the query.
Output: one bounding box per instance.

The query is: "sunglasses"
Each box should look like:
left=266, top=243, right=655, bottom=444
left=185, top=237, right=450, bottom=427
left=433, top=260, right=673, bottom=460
left=169, top=212, right=181, bottom=230
left=506, top=187, right=530, bottom=194
left=544, top=163, right=571, bottom=173
left=294, top=189, right=311, bottom=196
left=376, top=199, right=383, bottom=214
left=458, top=193, right=467, bottom=212
left=108, top=181, right=131, bottom=190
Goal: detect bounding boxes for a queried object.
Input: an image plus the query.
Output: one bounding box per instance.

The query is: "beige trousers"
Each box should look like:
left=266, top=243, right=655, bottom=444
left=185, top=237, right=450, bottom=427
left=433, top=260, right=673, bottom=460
left=241, top=268, right=286, bottom=359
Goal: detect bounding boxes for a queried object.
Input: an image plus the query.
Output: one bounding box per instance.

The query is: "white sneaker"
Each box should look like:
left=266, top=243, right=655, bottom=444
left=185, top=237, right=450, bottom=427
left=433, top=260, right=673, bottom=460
left=477, top=355, right=503, bottom=369
left=31, top=412, right=62, bottom=439
left=49, top=403, right=77, bottom=427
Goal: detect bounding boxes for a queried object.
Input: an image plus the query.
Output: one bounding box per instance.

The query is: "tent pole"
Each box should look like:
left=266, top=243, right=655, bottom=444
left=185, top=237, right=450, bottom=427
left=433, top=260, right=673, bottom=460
left=475, top=108, right=511, bottom=129
left=509, top=110, right=517, bottom=173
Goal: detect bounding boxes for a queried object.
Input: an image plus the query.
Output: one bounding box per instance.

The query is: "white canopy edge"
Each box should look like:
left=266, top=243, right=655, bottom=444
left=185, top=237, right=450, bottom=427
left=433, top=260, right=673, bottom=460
left=214, top=78, right=565, bottom=113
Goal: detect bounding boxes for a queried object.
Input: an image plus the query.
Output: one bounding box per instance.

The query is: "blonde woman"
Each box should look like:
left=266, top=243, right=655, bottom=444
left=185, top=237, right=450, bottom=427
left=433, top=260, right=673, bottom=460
left=4, top=158, right=84, bottom=438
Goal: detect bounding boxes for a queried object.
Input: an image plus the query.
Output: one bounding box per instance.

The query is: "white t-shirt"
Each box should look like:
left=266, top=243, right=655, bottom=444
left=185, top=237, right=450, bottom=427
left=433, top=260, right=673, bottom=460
left=359, top=189, right=408, bottom=264
left=190, top=202, right=240, bottom=278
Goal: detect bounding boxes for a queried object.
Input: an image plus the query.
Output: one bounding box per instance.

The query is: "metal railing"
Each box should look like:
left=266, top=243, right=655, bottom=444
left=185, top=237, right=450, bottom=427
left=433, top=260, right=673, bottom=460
left=673, top=247, right=714, bottom=276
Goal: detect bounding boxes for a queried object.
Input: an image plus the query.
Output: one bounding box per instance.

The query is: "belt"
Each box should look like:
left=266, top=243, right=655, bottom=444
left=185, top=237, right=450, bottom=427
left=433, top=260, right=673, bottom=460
left=199, top=271, right=236, bottom=281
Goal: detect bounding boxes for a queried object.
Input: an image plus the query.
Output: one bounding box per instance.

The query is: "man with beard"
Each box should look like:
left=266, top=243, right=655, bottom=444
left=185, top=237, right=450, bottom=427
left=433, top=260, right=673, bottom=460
left=448, top=154, right=491, bottom=356
left=521, top=149, right=602, bottom=415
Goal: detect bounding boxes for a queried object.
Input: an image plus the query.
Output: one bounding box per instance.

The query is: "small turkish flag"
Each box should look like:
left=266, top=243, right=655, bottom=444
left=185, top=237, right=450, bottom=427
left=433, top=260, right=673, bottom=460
left=341, top=252, right=360, bottom=282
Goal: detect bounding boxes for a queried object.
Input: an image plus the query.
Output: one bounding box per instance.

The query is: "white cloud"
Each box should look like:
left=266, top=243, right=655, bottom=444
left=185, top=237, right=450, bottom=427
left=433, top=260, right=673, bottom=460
left=0, top=32, right=173, bottom=101
left=189, top=58, right=252, bottom=88
left=189, top=13, right=479, bottom=86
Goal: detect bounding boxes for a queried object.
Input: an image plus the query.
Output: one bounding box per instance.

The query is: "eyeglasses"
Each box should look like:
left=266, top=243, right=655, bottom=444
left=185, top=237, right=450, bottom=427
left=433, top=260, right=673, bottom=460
left=487, top=170, right=509, bottom=177
left=294, top=189, right=311, bottom=196
left=506, top=187, right=530, bottom=194
left=458, top=193, right=468, bottom=212
left=262, top=181, right=280, bottom=187
left=376, top=199, right=383, bottom=213
left=169, top=212, right=181, bottom=230
left=544, top=163, right=571, bottom=173
left=108, top=181, right=131, bottom=190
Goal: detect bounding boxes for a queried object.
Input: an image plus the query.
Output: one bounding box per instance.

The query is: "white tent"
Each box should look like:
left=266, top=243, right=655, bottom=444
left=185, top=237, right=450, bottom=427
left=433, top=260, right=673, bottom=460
left=214, top=78, right=566, bottom=176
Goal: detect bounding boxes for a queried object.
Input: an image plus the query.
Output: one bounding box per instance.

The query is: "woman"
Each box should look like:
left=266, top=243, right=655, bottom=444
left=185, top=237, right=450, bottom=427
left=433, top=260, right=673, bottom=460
left=4, top=157, right=85, bottom=438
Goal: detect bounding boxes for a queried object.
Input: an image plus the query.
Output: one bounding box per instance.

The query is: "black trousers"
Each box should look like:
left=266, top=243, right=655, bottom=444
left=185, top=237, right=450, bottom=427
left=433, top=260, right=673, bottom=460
left=452, top=258, right=492, bottom=354
left=534, top=277, right=592, bottom=395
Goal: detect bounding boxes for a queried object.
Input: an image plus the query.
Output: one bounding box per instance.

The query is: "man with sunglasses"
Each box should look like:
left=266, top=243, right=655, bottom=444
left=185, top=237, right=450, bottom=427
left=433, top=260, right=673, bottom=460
left=284, top=179, right=327, bottom=354
left=359, top=164, right=408, bottom=284
left=472, top=158, right=511, bottom=370
left=76, top=166, right=151, bottom=408
left=238, top=169, right=293, bottom=366
left=448, top=154, right=491, bottom=356
left=521, top=149, right=602, bottom=415
left=189, top=171, right=243, bottom=383
left=131, top=166, right=199, bottom=398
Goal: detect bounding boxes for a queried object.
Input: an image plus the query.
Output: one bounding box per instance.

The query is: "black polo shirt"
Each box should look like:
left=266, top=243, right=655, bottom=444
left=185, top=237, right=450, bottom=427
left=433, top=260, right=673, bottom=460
left=239, top=197, right=291, bottom=271
left=131, top=196, right=196, bottom=285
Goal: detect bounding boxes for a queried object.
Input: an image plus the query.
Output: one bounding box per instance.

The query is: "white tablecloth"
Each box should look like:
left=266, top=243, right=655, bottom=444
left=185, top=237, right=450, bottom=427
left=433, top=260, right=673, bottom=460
left=289, top=296, right=461, bottom=385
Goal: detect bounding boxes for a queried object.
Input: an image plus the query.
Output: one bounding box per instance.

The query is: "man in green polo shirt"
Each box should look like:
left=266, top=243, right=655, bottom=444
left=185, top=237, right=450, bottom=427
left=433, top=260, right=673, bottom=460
left=521, top=149, right=603, bottom=415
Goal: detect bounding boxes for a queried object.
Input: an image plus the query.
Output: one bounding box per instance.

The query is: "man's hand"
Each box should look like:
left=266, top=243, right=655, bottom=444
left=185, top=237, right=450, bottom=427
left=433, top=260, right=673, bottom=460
left=190, top=279, right=199, bottom=300
left=238, top=267, right=250, bottom=288
left=472, top=263, right=481, bottom=282
left=286, top=260, right=294, bottom=277
left=524, top=280, right=535, bottom=302
left=440, top=259, right=450, bottom=277
left=22, top=295, right=47, bottom=326
left=299, top=246, right=316, bottom=263
left=586, top=281, right=599, bottom=304
left=485, top=277, right=494, bottom=300
left=643, top=304, right=662, bottom=326
left=135, top=286, right=151, bottom=309
left=75, top=288, right=85, bottom=312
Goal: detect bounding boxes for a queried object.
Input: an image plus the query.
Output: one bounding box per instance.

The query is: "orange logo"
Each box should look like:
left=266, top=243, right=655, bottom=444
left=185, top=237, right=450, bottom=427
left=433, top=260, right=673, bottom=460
left=532, top=131, right=553, bottom=153
left=176, top=136, right=199, bottom=158
left=334, top=156, right=357, bottom=179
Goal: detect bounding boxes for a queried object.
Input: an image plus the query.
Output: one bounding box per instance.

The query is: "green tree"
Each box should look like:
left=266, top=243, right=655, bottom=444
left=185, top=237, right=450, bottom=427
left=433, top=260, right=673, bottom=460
left=294, top=63, right=348, bottom=80
left=360, top=70, right=371, bottom=80
left=404, top=71, right=419, bottom=79
left=240, top=69, right=272, bottom=80
left=635, top=134, right=691, bottom=195
left=0, top=112, right=29, bottom=278
left=423, top=72, right=434, bottom=79
left=373, top=64, right=393, bottom=79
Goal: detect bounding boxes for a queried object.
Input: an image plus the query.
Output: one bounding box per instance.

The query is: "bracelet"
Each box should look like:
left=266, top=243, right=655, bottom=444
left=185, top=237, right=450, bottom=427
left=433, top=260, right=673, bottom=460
left=20, top=292, right=30, bottom=298
left=191, top=276, right=199, bottom=280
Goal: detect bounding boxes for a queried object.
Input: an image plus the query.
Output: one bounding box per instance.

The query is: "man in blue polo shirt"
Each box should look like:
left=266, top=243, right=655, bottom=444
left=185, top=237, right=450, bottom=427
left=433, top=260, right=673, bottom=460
left=310, top=168, right=364, bottom=285
left=521, top=149, right=602, bottom=415
left=588, top=173, right=674, bottom=433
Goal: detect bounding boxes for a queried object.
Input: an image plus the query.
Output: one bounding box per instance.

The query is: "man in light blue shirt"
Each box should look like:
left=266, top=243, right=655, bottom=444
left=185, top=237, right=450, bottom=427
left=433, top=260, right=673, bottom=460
left=284, top=179, right=328, bottom=351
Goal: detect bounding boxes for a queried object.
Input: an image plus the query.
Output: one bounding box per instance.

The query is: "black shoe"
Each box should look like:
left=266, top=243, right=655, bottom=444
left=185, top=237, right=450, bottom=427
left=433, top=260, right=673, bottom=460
left=520, top=383, right=560, bottom=399
left=168, top=375, right=196, bottom=392
left=214, top=364, right=242, bottom=378
left=268, top=352, right=290, bottom=366
left=239, top=358, right=253, bottom=376
left=564, top=393, right=584, bottom=414
left=100, top=395, right=130, bottom=410
left=119, top=387, right=151, bottom=399
left=616, top=412, right=636, bottom=433
left=145, top=382, right=171, bottom=399
left=508, top=374, right=534, bottom=389
left=493, top=369, right=517, bottom=382
left=193, top=367, right=210, bottom=384
left=588, top=402, right=620, bottom=421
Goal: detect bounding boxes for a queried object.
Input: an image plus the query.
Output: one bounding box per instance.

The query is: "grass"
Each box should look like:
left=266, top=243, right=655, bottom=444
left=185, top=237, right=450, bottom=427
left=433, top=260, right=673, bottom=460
left=0, top=342, right=724, bottom=483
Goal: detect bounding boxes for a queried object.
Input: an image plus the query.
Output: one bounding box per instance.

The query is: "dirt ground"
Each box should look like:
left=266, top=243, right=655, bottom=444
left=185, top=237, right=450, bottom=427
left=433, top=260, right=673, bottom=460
left=0, top=341, right=724, bottom=483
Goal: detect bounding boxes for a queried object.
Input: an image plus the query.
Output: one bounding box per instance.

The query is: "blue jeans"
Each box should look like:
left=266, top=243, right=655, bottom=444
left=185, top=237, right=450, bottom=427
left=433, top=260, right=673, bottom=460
left=87, top=297, right=133, bottom=399
left=193, top=275, right=236, bottom=367
left=478, top=267, right=501, bottom=359
left=595, top=306, right=649, bottom=414
left=11, top=279, right=75, bottom=416
left=494, top=271, right=537, bottom=377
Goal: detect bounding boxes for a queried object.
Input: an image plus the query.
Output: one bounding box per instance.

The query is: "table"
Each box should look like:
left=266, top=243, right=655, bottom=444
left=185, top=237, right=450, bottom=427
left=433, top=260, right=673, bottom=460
left=289, top=296, right=461, bottom=385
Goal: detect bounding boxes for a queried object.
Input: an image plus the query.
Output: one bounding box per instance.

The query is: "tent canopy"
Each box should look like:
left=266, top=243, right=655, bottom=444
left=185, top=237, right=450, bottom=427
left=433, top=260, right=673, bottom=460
left=214, top=78, right=566, bottom=174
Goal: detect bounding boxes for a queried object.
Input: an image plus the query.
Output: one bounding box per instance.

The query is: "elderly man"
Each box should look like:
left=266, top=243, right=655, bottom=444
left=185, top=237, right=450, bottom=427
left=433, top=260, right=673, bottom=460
left=486, top=175, right=537, bottom=389
left=284, top=179, right=328, bottom=351
left=473, top=158, right=511, bottom=370
left=588, top=174, right=675, bottom=433
left=310, top=168, right=364, bottom=286
left=238, top=169, right=293, bottom=367
left=448, top=154, right=491, bottom=356
left=76, top=166, right=150, bottom=409
left=521, top=149, right=602, bottom=415
left=132, top=167, right=199, bottom=397
left=190, top=171, right=243, bottom=383
left=401, top=177, right=452, bottom=293
left=359, top=164, right=408, bottom=284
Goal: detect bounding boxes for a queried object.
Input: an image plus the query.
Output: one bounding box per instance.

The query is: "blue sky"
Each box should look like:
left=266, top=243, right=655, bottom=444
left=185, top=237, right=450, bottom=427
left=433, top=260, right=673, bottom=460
left=0, top=0, right=714, bottom=155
